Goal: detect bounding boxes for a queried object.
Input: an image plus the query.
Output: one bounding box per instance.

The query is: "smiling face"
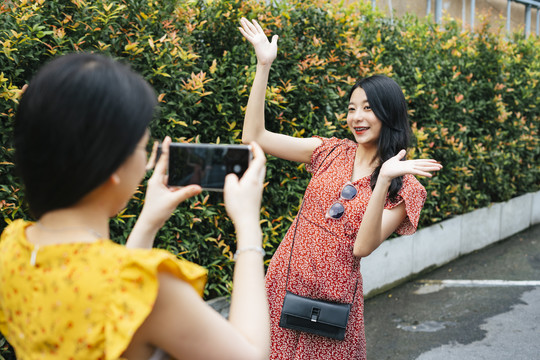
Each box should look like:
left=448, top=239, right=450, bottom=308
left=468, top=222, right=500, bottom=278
left=346, top=87, right=382, bottom=149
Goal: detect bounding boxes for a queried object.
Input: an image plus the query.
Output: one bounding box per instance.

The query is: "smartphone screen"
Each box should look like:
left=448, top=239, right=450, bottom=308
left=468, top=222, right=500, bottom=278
left=166, top=143, right=252, bottom=191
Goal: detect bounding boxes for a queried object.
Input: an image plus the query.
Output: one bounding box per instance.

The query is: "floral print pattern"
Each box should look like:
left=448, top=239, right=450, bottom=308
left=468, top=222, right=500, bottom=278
left=0, top=220, right=207, bottom=359
left=265, top=137, right=427, bottom=359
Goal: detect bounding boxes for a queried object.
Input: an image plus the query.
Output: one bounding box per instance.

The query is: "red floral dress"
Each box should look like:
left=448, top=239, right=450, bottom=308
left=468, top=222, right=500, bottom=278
left=265, top=137, right=427, bottom=359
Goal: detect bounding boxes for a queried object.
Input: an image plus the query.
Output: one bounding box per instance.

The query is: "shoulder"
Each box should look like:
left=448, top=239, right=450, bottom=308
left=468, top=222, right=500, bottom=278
left=102, top=243, right=207, bottom=296
left=307, top=136, right=356, bottom=172
left=312, top=136, right=355, bottom=150
left=99, top=244, right=208, bottom=357
left=1, top=219, right=31, bottom=242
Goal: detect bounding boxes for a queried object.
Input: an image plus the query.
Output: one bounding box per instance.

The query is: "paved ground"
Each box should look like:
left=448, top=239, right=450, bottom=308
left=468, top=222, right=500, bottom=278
left=364, top=223, right=540, bottom=360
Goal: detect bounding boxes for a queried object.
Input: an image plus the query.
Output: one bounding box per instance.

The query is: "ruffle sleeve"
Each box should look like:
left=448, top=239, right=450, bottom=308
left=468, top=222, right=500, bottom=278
left=384, top=174, right=427, bottom=235
left=0, top=219, right=31, bottom=338
left=105, top=249, right=207, bottom=360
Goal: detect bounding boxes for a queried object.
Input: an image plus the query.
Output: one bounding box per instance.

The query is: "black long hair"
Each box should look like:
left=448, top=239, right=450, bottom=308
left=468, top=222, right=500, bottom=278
left=349, top=75, right=412, bottom=200
left=15, top=53, right=157, bottom=218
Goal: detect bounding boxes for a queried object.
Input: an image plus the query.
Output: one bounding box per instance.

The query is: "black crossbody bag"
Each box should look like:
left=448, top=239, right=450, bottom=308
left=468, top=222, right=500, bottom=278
left=279, top=145, right=358, bottom=341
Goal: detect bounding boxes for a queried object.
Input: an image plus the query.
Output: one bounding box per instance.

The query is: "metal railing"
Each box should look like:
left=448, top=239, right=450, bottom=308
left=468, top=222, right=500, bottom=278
left=428, top=0, right=540, bottom=37
left=370, top=0, right=539, bottom=37
left=509, top=0, right=540, bottom=36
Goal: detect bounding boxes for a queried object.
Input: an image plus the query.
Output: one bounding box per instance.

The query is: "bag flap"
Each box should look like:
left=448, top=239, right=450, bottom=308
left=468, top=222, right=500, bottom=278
left=281, top=292, right=350, bottom=328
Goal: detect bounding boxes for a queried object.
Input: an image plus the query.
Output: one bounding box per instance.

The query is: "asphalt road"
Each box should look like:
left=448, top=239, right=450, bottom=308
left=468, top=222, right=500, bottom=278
left=364, top=223, right=540, bottom=360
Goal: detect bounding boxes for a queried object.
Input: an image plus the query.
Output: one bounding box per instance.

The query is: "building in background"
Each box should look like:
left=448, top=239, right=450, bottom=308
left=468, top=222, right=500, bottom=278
left=359, top=0, right=539, bottom=36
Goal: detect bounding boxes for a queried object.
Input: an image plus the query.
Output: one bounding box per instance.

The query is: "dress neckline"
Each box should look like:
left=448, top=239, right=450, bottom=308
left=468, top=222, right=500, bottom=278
left=348, top=142, right=373, bottom=184
left=20, top=221, right=106, bottom=250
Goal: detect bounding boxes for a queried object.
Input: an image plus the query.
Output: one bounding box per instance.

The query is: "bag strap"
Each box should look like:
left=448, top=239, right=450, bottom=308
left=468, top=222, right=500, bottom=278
left=283, top=143, right=359, bottom=303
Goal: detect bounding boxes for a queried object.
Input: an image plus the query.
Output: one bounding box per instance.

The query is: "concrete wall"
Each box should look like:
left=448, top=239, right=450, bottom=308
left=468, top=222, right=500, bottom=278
left=208, top=190, right=540, bottom=316
left=362, top=190, right=540, bottom=297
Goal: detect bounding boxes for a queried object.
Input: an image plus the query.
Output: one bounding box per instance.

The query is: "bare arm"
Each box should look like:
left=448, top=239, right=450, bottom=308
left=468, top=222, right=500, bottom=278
left=353, top=150, right=443, bottom=258
left=222, top=142, right=269, bottom=354
left=129, top=273, right=267, bottom=360
left=239, top=18, right=321, bottom=163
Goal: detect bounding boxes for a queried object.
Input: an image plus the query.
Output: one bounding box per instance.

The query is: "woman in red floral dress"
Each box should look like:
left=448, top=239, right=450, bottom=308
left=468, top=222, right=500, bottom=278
left=239, top=18, right=442, bottom=359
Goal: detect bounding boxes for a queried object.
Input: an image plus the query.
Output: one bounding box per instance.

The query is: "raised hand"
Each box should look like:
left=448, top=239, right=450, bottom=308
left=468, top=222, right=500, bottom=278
left=142, top=136, right=202, bottom=227
left=224, top=142, right=266, bottom=232
left=380, top=149, right=443, bottom=181
left=239, top=17, right=278, bottom=66
left=127, top=136, right=202, bottom=248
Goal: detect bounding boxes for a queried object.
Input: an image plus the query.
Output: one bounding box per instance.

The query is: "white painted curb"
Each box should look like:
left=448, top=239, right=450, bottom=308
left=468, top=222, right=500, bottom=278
left=362, top=190, right=540, bottom=298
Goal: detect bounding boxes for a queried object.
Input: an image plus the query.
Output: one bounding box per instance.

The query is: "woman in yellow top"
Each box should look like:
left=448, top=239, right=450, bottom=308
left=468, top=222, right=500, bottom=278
left=0, top=53, right=269, bottom=359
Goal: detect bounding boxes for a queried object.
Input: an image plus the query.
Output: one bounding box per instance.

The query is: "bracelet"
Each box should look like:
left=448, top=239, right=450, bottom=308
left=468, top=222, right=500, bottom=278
left=234, top=246, right=265, bottom=260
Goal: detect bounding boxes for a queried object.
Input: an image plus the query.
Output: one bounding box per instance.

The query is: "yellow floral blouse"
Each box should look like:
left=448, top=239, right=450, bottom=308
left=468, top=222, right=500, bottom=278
left=0, top=219, right=208, bottom=359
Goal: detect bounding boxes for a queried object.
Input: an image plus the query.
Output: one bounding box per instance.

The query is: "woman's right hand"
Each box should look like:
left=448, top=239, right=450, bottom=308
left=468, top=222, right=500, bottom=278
left=239, top=17, right=278, bottom=66
left=224, top=142, right=266, bottom=232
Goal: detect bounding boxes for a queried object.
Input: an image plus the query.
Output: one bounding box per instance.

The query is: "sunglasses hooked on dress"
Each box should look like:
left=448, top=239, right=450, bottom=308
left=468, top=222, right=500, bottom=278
left=326, top=182, right=358, bottom=220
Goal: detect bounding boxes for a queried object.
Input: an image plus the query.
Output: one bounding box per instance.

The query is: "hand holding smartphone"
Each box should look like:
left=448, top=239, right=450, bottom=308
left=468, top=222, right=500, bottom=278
left=161, top=142, right=253, bottom=192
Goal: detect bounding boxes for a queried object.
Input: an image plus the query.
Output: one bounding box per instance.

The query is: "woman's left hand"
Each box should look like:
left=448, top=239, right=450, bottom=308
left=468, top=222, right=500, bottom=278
left=127, top=137, right=202, bottom=248
left=142, top=136, right=202, bottom=229
left=379, top=149, right=443, bottom=181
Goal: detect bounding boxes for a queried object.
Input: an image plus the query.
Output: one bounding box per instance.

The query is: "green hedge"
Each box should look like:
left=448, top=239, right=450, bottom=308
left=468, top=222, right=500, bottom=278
left=0, top=0, right=538, bottom=354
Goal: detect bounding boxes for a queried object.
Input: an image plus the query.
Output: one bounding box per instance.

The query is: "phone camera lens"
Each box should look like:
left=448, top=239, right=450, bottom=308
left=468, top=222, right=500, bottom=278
left=233, top=164, right=242, bottom=174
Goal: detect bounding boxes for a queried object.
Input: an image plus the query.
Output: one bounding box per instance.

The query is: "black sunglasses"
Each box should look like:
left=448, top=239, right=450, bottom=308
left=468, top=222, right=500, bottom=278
left=326, top=182, right=357, bottom=220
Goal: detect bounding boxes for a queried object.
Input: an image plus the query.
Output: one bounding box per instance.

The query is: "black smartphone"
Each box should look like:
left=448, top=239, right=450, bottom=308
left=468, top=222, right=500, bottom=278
left=163, top=142, right=252, bottom=191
